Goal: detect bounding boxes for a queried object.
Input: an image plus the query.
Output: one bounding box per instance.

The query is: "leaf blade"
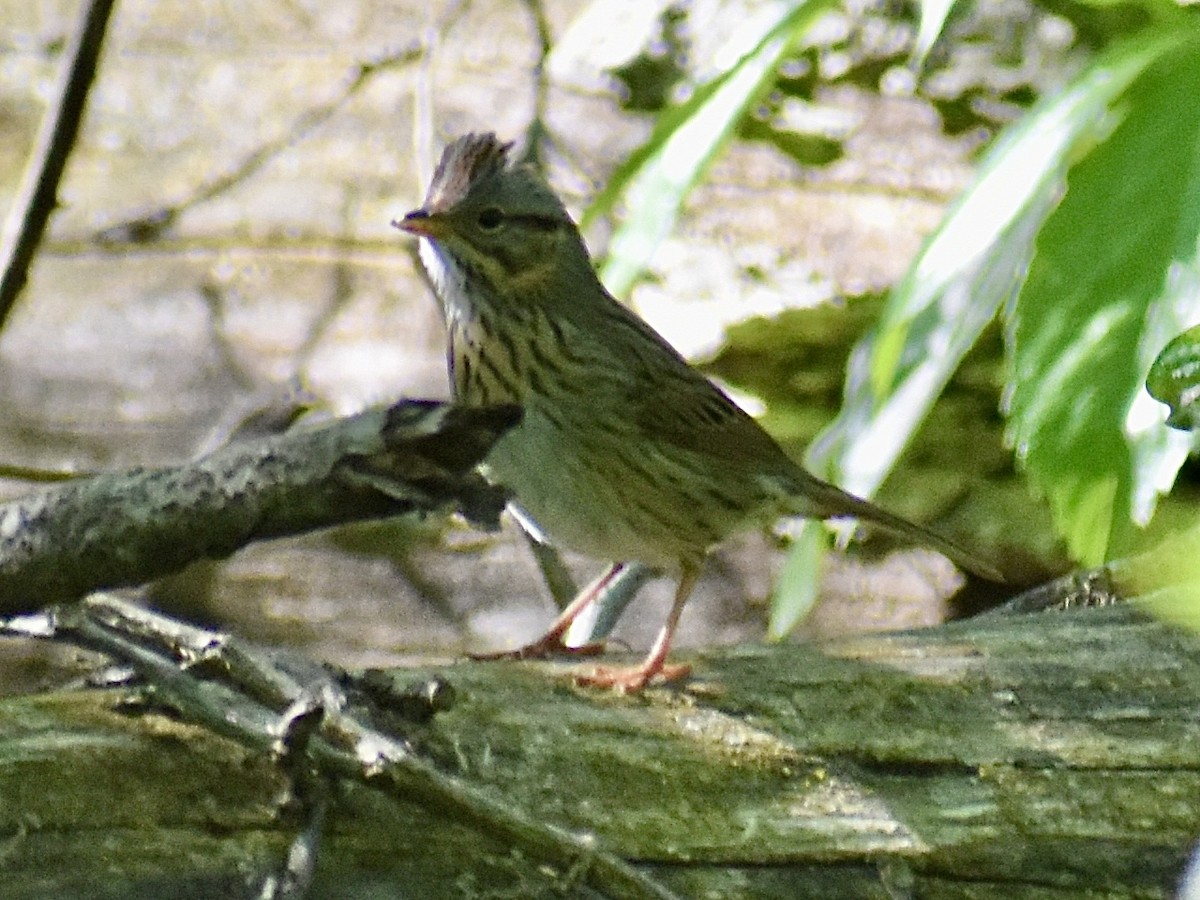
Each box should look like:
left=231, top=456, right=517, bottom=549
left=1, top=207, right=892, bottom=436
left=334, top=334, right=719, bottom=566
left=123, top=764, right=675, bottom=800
left=586, top=0, right=838, bottom=299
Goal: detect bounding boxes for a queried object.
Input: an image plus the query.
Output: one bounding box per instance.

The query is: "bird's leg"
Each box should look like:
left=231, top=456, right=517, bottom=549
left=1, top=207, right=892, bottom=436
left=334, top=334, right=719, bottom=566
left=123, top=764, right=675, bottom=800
left=575, top=565, right=699, bottom=693
left=470, top=562, right=629, bottom=661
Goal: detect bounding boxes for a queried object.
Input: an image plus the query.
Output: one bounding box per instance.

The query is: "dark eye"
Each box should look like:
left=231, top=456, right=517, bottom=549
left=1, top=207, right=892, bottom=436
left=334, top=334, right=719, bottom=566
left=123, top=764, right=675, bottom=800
left=477, top=207, right=504, bottom=231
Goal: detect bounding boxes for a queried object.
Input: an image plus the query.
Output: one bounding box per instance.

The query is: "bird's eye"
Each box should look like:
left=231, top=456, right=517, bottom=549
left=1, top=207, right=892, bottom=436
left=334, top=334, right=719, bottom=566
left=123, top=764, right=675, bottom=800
left=477, top=207, right=504, bottom=231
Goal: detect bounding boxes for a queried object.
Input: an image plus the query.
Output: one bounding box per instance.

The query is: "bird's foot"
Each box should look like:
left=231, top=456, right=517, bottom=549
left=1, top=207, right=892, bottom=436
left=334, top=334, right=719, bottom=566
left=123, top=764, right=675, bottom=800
left=573, top=661, right=692, bottom=694
left=470, top=635, right=605, bottom=662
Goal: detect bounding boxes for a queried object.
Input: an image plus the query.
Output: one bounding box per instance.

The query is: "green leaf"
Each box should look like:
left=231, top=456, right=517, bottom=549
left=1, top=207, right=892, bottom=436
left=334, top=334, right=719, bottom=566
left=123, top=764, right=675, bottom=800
left=814, top=31, right=1181, bottom=497
left=912, top=0, right=960, bottom=71
left=1114, top=520, right=1200, bottom=631
left=1006, top=31, right=1200, bottom=564
left=767, top=523, right=827, bottom=640
left=585, top=0, right=838, bottom=299
left=771, top=29, right=1190, bottom=634
left=1147, top=323, right=1200, bottom=431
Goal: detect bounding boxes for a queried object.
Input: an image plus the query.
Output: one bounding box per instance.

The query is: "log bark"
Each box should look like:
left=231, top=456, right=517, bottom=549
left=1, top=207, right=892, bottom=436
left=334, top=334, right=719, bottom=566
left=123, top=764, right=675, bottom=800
left=0, top=399, right=517, bottom=617
left=0, top=603, right=1194, bottom=899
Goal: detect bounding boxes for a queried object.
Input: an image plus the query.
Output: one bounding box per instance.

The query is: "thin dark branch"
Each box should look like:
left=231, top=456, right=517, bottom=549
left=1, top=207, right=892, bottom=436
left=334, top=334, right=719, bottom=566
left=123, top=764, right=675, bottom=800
left=93, top=44, right=425, bottom=245
left=0, top=0, right=117, bottom=330
left=519, top=0, right=554, bottom=168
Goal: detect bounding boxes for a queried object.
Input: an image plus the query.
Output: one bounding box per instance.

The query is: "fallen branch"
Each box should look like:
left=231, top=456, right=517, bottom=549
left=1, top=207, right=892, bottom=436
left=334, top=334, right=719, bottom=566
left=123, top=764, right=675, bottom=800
left=0, top=399, right=519, bottom=616
left=0, top=600, right=1193, bottom=898
left=2, top=592, right=675, bottom=900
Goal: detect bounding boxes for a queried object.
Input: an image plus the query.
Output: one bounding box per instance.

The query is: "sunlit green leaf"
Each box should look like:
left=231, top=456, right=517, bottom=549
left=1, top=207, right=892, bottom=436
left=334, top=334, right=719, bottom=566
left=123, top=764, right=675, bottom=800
left=821, top=31, right=1181, bottom=497
left=1006, top=32, right=1200, bottom=564
left=1114, top=520, right=1200, bottom=630
left=771, top=28, right=1191, bottom=633
left=585, top=0, right=837, bottom=299
left=768, top=523, right=827, bottom=639
left=912, top=0, right=960, bottom=70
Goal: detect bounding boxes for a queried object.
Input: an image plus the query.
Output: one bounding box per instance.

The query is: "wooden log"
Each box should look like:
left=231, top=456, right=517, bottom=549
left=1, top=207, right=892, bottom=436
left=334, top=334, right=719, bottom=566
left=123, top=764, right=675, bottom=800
left=0, top=603, right=1193, bottom=898
left=0, top=400, right=517, bottom=617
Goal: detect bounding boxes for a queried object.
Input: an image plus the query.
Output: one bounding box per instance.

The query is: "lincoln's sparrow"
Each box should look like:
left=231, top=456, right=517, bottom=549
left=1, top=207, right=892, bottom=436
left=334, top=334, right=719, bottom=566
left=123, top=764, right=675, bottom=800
left=395, top=133, right=1001, bottom=692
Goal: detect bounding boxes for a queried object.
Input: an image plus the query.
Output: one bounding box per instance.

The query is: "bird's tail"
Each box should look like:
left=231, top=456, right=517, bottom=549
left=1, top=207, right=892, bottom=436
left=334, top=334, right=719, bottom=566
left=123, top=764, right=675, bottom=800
left=784, top=471, right=1004, bottom=583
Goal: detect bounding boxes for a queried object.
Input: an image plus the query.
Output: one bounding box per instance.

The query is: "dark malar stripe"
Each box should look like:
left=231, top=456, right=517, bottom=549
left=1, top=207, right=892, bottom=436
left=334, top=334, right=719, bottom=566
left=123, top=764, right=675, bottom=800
left=453, top=346, right=472, bottom=399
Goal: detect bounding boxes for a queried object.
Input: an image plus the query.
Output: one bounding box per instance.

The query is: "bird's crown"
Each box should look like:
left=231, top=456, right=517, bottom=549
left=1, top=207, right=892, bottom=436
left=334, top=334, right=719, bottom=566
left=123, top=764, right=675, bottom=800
left=424, top=132, right=514, bottom=213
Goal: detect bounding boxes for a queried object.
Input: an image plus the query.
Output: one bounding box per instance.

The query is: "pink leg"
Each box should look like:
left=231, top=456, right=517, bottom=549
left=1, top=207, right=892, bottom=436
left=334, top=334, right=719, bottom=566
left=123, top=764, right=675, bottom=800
left=575, top=565, right=700, bottom=693
left=471, top=562, right=628, bottom=661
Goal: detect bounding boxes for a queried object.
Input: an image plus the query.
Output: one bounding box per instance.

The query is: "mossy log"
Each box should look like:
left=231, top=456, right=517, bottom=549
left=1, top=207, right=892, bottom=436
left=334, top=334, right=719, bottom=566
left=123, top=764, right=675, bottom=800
left=0, top=604, right=1195, bottom=899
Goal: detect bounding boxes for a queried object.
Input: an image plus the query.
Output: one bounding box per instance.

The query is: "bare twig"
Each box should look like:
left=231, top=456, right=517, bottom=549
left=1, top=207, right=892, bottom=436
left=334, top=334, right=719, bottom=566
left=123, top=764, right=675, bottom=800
left=519, top=0, right=555, bottom=168
left=93, top=44, right=425, bottom=245
left=0, top=0, right=117, bottom=329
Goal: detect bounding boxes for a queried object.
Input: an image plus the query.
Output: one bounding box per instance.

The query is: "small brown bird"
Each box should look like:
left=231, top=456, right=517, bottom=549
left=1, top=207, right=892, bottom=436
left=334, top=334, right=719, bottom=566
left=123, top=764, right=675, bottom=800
left=396, top=133, right=1000, bottom=692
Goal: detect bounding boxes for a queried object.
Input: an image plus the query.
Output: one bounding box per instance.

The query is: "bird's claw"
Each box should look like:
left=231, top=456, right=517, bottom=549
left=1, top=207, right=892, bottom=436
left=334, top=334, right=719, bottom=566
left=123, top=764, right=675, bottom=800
left=573, top=662, right=692, bottom=694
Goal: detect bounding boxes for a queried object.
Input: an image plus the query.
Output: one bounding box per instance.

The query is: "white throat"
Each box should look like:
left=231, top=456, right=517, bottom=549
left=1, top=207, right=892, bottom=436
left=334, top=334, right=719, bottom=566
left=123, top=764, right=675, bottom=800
left=417, top=238, right=465, bottom=318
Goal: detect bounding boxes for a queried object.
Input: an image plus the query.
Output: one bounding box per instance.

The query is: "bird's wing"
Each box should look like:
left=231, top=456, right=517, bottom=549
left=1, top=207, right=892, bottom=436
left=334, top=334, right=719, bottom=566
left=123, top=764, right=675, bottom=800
left=593, top=298, right=792, bottom=468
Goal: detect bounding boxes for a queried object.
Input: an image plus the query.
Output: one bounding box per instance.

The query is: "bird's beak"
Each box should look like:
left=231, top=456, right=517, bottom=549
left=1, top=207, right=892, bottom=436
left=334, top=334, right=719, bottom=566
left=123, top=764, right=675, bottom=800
left=392, top=208, right=446, bottom=239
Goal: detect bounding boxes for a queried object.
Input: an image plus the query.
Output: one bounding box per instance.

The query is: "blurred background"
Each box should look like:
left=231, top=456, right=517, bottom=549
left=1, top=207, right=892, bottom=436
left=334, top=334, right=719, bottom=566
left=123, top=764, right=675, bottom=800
left=0, top=0, right=1091, bottom=688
